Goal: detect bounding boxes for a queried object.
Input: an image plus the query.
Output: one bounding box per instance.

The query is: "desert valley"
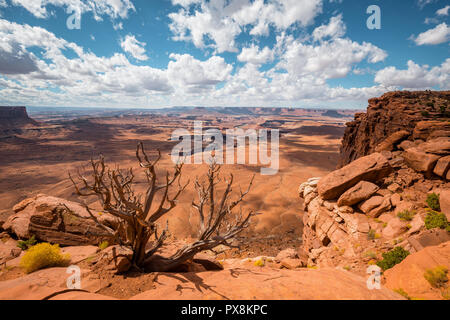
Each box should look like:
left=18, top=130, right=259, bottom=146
left=0, top=0, right=449, bottom=305
left=0, top=91, right=449, bottom=301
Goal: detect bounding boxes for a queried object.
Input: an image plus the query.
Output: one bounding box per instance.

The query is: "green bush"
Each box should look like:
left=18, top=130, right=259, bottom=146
left=17, top=235, right=37, bottom=251
left=421, top=111, right=430, bottom=117
left=424, top=266, right=448, bottom=288
left=426, top=193, right=440, bottom=211
left=397, top=210, right=416, bottom=221
left=425, top=210, right=449, bottom=230
left=20, top=243, right=70, bottom=274
left=376, top=247, right=410, bottom=271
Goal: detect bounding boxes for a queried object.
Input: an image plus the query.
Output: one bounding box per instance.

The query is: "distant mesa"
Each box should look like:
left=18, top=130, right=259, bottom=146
left=0, top=106, right=39, bottom=128
left=322, top=110, right=346, bottom=118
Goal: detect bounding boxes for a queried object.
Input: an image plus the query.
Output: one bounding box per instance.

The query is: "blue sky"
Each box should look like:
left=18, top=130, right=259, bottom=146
left=0, top=0, right=449, bottom=109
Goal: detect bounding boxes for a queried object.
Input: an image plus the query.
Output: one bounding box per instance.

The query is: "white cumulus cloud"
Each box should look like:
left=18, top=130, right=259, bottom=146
left=120, top=34, right=149, bottom=61
left=414, top=23, right=450, bottom=45
left=237, top=44, right=274, bottom=65
left=375, top=59, right=450, bottom=89
left=169, top=0, right=323, bottom=53
left=437, top=5, right=450, bottom=16
left=10, top=0, right=135, bottom=20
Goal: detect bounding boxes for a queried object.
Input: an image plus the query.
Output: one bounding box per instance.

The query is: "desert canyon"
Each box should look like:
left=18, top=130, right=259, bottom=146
left=0, top=91, right=449, bottom=300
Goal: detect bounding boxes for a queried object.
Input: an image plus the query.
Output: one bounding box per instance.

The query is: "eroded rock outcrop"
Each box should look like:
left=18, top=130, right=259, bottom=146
left=300, top=92, right=450, bottom=275
left=339, top=91, right=450, bottom=167
left=3, top=195, right=116, bottom=246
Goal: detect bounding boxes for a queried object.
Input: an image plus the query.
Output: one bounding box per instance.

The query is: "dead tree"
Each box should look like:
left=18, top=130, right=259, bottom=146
left=150, top=161, right=257, bottom=271
left=70, top=142, right=186, bottom=269
left=70, top=143, right=256, bottom=272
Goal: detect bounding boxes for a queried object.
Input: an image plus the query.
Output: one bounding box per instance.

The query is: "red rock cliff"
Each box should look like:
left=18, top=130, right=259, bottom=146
left=0, top=106, right=38, bottom=128
left=339, top=91, right=450, bottom=167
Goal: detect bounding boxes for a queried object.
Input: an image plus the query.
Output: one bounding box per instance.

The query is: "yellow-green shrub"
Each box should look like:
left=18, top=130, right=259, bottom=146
left=20, top=243, right=70, bottom=274
left=98, top=241, right=109, bottom=251
left=424, top=266, right=448, bottom=288
left=254, top=258, right=265, bottom=267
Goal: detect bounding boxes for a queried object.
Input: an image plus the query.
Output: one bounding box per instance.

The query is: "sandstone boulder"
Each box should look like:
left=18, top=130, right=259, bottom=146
left=440, top=189, right=450, bottom=220
left=399, top=140, right=415, bottom=151
left=318, top=153, right=392, bottom=200
left=0, top=238, right=21, bottom=265
left=403, top=147, right=440, bottom=174
left=340, top=213, right=370, bottom=234
left=366, top=195, right=392, bottom=218
left=406, top=215, right=424, bottom=236
left=407, top=229, right=450, bottom=252
left=419, top=137, right=450, bottom=155
left=280, top=258, right=306, bottom=269
left=433, top=155, right=450, bottom=178
left=359, top=196, right=384, bottom=214
left=390, top=193, right=402, bottom=207
left=382, top=218, right=407, bottom=239
left=275, top=248, right=298, bottom=262
left=375, top=130, right=410, bottom=153
left=3, top=195, right=116, bottom=246
left=337, top=181, right=379, bottom=207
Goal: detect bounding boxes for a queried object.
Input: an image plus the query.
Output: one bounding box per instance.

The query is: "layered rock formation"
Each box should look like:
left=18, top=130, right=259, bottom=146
left=0, top=106, right=38, bottom=128
left=339, top=91, right=450, bottom=167
left=3, top=195, right=116, bottom=246
left=300, top=91, right=450, bottom=275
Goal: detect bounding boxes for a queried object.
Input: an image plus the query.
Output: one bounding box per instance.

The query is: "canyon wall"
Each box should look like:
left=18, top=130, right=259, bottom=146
left=339, top=91, right=450, bottom=167
left=300, top=91, right=450, bottom=274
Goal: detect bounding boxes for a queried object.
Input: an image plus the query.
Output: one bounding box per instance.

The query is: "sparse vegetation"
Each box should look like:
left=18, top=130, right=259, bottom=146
left=376, top=247, right=410, bottom=271
left=364, top=250, right=377, bottom=259
left=425, top=210, right=449, bottom=230
left=397, top=210, right=416, bottom=221
left=17, top=235, right=37, bottom=251
left=421, top=111, right=430, bottom=117
left=442, top=287, right=450, bottom=300
left=426, top=193, right=440, bottom=211
left=98, top=241, right=109, bottom=251
left=20, top=243, right=70, bottom=274
left=368, top=259, right=377, bottom=265
left=254, top=258, right=265, bottom=267
left=394, top=288, right=411, bottom=300
left=367, top=229, right=381, bottom=240
left=424, top=266, right=448, bottom=288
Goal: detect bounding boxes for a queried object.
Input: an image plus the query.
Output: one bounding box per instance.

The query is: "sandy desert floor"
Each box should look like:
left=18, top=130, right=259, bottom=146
left=0, top=110, right=350, bottom=256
